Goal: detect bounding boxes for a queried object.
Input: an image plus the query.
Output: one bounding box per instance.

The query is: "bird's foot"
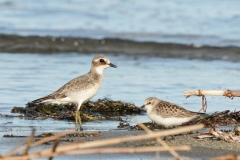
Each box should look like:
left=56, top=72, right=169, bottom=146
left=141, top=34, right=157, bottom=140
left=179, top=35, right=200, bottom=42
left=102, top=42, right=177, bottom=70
left=80, top=126, right=83, bottom=131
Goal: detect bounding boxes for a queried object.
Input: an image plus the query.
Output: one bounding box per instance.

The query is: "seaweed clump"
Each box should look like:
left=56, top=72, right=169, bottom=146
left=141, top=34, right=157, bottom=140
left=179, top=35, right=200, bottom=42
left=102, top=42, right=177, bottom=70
left=11, top=98, right=144, bottom=122
left=182, top=110, right=240, bottom=127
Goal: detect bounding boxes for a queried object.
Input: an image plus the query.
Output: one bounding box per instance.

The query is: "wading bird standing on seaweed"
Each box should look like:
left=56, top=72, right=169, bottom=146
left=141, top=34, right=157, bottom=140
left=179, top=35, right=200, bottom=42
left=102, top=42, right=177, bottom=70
left=32, top=55, right=117, bottom=131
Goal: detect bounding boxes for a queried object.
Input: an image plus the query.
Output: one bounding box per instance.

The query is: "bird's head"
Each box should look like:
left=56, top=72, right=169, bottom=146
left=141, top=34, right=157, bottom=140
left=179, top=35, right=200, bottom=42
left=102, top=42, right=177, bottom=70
left=142, top=97, right=159, bottom=111
left=91, top=56, right=117, bottom=74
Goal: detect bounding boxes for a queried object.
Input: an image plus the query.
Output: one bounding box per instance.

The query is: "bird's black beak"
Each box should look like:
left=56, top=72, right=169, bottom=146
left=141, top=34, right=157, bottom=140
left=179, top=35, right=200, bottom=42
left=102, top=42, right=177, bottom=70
left=109, top=63, right=117, bottom=68
left=140, top=105, right=145, bottom=109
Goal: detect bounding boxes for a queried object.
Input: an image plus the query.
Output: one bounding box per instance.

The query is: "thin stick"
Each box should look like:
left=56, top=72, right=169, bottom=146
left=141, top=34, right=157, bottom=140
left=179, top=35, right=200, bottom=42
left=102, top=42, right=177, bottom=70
left=53, top=146, right=191, bottom=156
left=4, top=129, right=75, bottom=157
left=49, top=139, right=60, bottom=160
left=5, top=124, right=204, bottom=160
left=184, top=90, right=240, bottom=98
left=31, top=129, right=75, bottom=147
left=199, top=95, right=207, bottom=112
left=134, top=119, right=184, bottom=160
left=23, top=129, right=35, bottom=156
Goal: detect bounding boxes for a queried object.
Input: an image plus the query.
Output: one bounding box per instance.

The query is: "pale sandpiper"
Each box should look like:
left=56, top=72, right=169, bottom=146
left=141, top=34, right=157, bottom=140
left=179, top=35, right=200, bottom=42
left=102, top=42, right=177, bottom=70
left=32, top=55, right=117, bottom=131
left=143, top=97, right=203, bottom=127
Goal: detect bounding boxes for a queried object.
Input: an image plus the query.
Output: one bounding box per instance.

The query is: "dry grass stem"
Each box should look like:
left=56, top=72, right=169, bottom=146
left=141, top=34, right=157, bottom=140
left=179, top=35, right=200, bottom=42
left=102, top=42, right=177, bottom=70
left=51, top=146, right=191, bottom=156
left=48, top=139, right=60, bottom=160
left=134, top=119, right=184, bottom=160
left=23, top=129, right=35, bottom=156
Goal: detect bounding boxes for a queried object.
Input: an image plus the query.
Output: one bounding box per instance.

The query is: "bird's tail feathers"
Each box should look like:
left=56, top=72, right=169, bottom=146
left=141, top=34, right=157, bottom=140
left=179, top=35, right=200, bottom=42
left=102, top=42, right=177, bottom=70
left=191, top=111, right=208, bottom=117
left=32, top=94, right=53, bottom=104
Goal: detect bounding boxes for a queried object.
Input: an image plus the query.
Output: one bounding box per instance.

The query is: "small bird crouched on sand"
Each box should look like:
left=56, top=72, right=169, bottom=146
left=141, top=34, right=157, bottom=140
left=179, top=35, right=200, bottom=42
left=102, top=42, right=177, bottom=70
left=143, top=97, right=205, bottom=127
left=32, top=56, right=117, bottom=131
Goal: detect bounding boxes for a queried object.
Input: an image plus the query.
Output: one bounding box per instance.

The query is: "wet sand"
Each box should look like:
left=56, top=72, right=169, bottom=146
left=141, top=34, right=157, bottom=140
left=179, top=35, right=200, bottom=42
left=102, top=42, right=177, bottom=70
left=1, top=34, right=240, bottom=62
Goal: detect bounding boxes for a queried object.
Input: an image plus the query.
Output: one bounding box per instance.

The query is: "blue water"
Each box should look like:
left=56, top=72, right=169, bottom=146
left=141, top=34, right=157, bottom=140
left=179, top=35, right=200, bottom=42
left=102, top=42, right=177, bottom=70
left=0, top=53, right=240, bottom=115
left=0, top=0, right=240, bottom=47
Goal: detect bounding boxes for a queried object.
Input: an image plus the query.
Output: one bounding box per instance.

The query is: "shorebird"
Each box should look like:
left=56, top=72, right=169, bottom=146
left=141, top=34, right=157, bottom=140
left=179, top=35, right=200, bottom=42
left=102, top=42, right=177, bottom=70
left=32, top=55, right=117, bottom=131
left=143, top=97, right=203, bottom=127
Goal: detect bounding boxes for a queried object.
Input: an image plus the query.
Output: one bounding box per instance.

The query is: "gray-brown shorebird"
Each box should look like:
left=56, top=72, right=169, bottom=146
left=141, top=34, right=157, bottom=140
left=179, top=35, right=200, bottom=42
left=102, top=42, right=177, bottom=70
left=32, top=55, right=117, bottom=131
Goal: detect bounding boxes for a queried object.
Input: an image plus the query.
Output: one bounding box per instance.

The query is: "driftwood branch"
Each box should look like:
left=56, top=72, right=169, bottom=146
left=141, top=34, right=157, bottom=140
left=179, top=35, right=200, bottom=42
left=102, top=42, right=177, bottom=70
left=184, top=89, right=240, bottom=98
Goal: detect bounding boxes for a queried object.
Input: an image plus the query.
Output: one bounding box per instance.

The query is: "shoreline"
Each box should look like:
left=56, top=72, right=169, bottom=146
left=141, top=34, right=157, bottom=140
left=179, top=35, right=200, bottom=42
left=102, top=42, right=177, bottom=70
left=1, top=34, right=240, bottom=62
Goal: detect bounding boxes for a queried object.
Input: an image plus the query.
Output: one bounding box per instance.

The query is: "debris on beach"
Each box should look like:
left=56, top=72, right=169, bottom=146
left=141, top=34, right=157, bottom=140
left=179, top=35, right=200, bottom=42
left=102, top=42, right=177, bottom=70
left=11, top=98, right=144, bottom=122
left=195, top=125, right=240, bottom=143
left=37, top=132, right=102, bottom=138
left=3, top=132, right=102, bottom=139
left=184, top=110, right=240, bottom=142
left=117, top=122, right=131, bottom=129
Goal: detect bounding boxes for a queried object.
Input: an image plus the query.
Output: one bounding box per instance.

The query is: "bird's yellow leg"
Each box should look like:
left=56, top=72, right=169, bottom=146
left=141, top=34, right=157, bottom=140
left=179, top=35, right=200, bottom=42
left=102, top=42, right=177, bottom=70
left=78, top=111, right=83, bottom=131
left=75, top=110, right=79, bottom=131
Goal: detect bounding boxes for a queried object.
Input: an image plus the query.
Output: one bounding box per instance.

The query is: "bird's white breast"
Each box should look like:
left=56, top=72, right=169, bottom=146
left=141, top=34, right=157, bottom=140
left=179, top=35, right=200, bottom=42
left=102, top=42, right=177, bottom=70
left=44, top=85, right=101, bottom=105
left=67, top=85, right=100, bottom=104
left=148, top=114, right=195, bottom=127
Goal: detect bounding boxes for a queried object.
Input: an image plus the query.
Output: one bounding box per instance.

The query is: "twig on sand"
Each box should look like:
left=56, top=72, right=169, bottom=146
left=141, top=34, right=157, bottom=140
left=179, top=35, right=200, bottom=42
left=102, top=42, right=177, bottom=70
left=133, top=119, right=184, bottom=160
left=48, top=138, right=60, bottom=160
left=51, top=146, right=191, bottom=156
left=23, top=129, right=35, bottom=156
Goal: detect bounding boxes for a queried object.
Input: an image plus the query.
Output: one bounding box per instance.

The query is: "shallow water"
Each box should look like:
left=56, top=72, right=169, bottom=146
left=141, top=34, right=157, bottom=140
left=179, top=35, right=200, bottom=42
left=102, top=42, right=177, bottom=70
left=0, top=53, right=240, bottom=132
left=0, top=0, right=240, bottom=46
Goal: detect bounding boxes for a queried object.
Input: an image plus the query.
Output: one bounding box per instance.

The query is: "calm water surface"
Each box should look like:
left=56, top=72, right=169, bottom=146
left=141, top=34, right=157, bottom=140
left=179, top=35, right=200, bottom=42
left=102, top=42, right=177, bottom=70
left=0, top=0, right=240, bottom=46
left=0, top=53, right=240, bottom=133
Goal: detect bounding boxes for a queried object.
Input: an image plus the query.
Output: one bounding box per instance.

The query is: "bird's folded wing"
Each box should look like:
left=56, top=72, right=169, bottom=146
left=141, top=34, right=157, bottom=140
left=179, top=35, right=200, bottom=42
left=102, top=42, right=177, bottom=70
left=32, top=74, right=92, bottom=103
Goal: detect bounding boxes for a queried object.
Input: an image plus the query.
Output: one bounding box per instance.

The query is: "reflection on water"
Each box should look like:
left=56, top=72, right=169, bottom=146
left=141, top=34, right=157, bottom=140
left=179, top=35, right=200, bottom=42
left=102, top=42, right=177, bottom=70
left=0, top=53, right=240, bottom=130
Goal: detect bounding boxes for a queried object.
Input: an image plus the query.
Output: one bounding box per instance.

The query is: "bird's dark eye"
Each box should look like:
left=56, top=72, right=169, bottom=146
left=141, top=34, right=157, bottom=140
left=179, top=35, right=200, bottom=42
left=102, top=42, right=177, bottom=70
left=100, top=59, right=105, bottom=63
left=148, top=102, right=151, bottom=105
